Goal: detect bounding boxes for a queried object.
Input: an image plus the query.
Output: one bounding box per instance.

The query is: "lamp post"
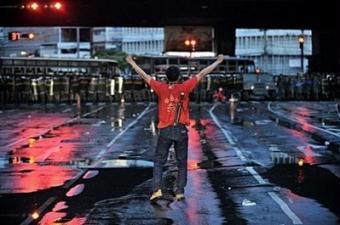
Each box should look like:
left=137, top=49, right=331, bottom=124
left=184, top=39, right=196, bottom=58
left=298, top=35, right=305, bottom=73
left=184, top=39, right=200, bottom=103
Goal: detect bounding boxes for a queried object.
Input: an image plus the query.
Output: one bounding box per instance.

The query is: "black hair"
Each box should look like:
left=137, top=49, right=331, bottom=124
left=165, top=66, right=180, bottom=82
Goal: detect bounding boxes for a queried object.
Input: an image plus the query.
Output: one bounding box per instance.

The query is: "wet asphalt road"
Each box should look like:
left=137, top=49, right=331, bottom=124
left=0, top=101, right=339, bottom=225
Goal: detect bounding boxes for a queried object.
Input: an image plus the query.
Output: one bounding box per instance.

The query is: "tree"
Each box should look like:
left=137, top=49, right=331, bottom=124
left=94, top=49, right=128, bottom=72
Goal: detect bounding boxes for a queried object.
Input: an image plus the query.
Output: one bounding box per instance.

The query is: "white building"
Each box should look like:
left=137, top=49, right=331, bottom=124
left=92, top=27, right=123, bottom=52
left=0, top=27, right=91, bottom=58
left=236, top=29, right=312, bottom=75
left=121, top=27, right=164, bottom=55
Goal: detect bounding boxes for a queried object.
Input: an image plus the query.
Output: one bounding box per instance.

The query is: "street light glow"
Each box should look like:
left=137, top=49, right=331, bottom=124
left=30, top=2, right=39, bottom=10
left=298, top=35, right=305, bottom=44
left=53, top=2, right=62, bottom=10
left=31, top=212, right=40, bottom=219
left=184, top=40, right=190, bottom=46
left=190, top=40, right=196, bottom=46
left=28, top=33, right=35, bottom=39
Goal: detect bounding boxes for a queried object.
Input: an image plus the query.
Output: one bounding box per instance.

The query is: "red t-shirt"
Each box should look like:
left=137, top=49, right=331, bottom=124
left=150, top=76, right=198, bottom=128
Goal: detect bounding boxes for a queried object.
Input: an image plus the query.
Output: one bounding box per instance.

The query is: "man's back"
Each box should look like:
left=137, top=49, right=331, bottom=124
left=149, top=77, right=198, bottom=129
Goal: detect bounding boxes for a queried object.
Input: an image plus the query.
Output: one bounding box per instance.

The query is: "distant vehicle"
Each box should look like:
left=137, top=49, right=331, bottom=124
left=0, top=57, right=118, bottom=77
left=242, top=72, right=277, bottom=100
left=132, top=55, right=255, bottom=77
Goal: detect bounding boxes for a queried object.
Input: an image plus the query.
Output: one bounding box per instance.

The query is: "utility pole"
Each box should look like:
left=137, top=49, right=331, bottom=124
left=263, top=29, right=268, bottom=72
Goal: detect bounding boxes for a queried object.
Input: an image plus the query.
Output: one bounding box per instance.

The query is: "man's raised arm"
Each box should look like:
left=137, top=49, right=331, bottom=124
left=126, top=55, right=152, bottom=84
left=196, top=54, right=224, bottom=82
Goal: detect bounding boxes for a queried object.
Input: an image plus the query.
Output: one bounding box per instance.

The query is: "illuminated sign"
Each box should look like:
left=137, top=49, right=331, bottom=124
left=165, top=26, right=213, bottom=52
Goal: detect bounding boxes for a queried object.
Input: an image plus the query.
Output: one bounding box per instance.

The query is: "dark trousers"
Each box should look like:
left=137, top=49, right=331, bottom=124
left=153, top=124, right=188, bottom=194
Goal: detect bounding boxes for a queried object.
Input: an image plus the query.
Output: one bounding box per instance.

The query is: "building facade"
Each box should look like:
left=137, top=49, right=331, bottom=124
left=236, top=29, right=312, bottom=75
left=0, top=27, right=164, bottom=58
left=121, top=27, right=164, bottom=55
left=92, top=27, right=123, bottom=52
left=0, top=27, right=91, bottom=58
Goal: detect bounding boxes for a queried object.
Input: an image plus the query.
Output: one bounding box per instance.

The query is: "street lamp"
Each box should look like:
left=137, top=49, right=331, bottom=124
left=298, top=34, right=305, bottom=73
left=184, top=38, right=200, bottom=102
left=184, top=39, right=196, bottom=57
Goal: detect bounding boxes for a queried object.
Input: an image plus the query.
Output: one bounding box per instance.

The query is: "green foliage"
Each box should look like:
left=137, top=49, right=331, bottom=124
left=94, top=49, right=128, bottom=71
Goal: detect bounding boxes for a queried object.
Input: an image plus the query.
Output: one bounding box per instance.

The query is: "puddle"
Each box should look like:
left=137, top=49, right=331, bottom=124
left=90, top=159, right=153, bottom=168
left=66, top=184, right=85, bottom=197
left=42, top=166, right=153, bottom=224
left=266, top=164, right=340, bottom=218
left=82, top=170, right=99, bottom=179
left=1, top=161, right=153, bottom=225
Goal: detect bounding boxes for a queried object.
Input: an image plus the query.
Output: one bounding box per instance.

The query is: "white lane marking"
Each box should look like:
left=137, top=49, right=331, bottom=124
left=233, top=147, right=247, bottom=162
left=209, top=104, right=236, bottom=145
left=246, top=166, right=267, bottom=185
left=268, top=192, right=303, bottom=224
left=268, top=102, right=340, bottom=139
left=209, top=103, right=303, bottom=225
left=95, top=105, right=152, bottom=161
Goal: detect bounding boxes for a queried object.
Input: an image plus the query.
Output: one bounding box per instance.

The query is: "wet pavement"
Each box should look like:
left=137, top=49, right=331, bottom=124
left=0, top=101, right=339, bottom=225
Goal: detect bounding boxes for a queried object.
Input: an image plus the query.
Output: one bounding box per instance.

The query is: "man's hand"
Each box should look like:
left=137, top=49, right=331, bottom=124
left=216, top=54, right=224, bottom=63
left=196, top=54, right=224, bottom=82
left=125, top=55, right=151, bottom=84
left=126, top=55, right=134, bottom=65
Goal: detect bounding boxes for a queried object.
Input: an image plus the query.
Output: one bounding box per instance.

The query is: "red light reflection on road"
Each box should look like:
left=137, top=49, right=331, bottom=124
left=294, top=107, right=314, bottom=133
left=39, top=211, right=86, bottom=225
left=0, top=164, right=81, bottom=193
left=38, top=211, right=66, bottom=225
left=14, top=123, right=83, bottom=163
left=301, top=145, right=315, bottom=164
left=185, top=119, right=204, bottom=224
left=188, top=160, right=199, bottom=171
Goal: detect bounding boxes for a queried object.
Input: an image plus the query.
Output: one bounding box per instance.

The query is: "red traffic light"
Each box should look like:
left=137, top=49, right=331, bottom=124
left=28, top=2, right=39, bottom=10
left=8, top=32, right=21, bottom=41
left=53, top=2, right=63, bottom=10
left=23, top=1, right=64, bottom=11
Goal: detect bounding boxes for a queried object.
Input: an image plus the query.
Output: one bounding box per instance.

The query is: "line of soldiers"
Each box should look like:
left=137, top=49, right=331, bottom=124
left=1, top=73, right=339, bottom=105
left=275, top=73, right=340, bottom=100
left=0, top=74, right=232, bottom=105
left=0, top=75, right=153, bottom=105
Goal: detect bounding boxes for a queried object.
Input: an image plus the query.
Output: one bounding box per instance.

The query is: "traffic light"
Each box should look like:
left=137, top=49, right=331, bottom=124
left=8, top=32, right=21, bottom=41
left=27, top=2, right=40, bottom=10
left=21, top=1, right=64, bottom=11
left=51, top=2, right=63, bottom=10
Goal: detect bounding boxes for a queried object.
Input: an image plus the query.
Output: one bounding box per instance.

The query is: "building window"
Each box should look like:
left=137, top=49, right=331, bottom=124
left=61, top=28, right=76, bottom=42
left=80, top=28, right=90, bottom=42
